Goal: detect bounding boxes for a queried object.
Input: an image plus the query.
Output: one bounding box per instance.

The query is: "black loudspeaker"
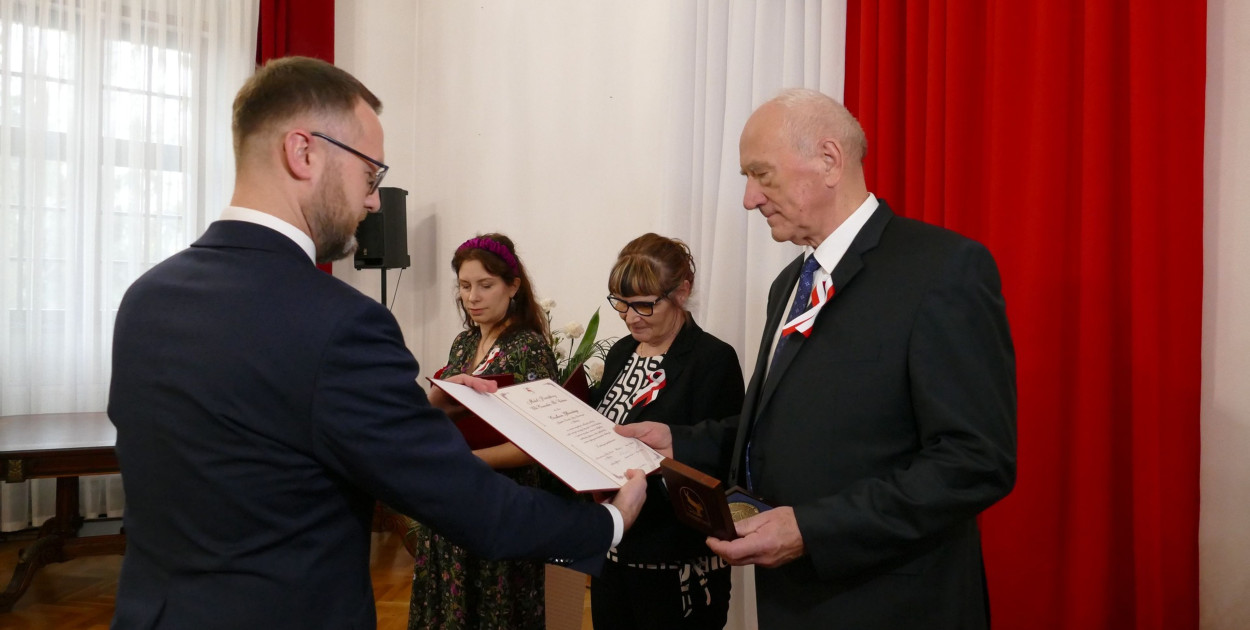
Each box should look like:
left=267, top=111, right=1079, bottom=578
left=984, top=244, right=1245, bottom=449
left=354, top=187, right=410, bottom=270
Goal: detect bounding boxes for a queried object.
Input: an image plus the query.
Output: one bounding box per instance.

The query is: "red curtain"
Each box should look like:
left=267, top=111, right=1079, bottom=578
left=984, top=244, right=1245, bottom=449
left=257, top=0, right=335, bottom=66
left=256, top=0, right=336, bottom=273
left=845, top=1, right=1204, bottom=628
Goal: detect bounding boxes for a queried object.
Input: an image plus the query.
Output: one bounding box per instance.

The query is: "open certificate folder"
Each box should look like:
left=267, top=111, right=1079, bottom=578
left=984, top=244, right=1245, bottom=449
left=432, top=378, right=664, bottom=492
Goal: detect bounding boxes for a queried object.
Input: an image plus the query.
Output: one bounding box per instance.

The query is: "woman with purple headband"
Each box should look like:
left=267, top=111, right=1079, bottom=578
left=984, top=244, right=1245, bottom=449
left=406, top=232, right=558, bottom=630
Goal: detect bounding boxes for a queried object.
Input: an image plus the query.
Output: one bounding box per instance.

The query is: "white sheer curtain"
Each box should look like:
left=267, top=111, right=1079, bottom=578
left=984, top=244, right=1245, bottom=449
left=0, top=0, right=258, bottom=532
left=338, top=0, right=681, bottom=371
left=337, top=2, right=844, bottom=627
left=342, top=0, right=845, bottom=384
left=662, top=0, right=846, bottom=378
left=660, top=4, right=846, bottom=627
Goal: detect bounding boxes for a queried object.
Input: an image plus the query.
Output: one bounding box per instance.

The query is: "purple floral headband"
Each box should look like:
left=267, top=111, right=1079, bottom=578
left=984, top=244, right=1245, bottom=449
left=457, top=237, right=519, bottom=274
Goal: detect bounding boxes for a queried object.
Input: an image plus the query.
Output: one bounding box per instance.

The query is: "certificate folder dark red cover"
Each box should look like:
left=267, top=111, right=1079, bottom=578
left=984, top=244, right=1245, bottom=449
left=659, top=458, right=772, bottom=540
left=448, top=374, right=512, bottom=449
left=436, top=369, right=588, bottom=449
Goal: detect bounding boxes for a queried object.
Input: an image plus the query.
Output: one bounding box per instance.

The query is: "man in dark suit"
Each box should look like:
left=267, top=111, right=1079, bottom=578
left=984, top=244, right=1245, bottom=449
left=107, top=56, right=645, bottom=630
left=620, top=89, right=1017, bottom=629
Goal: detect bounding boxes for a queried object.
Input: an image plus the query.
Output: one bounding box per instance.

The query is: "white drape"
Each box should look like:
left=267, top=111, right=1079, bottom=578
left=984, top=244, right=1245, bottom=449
left=336, top=2, right=845, bottom=627
left=662, top=5, right=846, bottom=627
left=340, top=0, right=845, bottom=384
left=0, top=0, right=258, bottom=532
left=662, top=0, right=846, bottom=376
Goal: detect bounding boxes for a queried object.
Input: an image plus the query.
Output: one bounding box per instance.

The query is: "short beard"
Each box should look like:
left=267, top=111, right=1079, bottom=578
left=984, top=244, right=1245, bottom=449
left=308, top=172, right=358, bottom=264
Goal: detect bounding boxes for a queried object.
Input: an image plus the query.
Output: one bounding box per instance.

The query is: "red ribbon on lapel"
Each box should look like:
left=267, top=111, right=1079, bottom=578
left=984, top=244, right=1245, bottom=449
left=631, top=369, right=667, bottom=407
left=780, top=277, right=836, bottom=338
left=470, top=346, right=501, bottom=376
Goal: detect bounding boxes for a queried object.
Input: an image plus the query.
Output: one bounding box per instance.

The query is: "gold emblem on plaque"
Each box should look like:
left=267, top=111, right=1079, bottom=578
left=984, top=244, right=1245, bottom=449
left=679, top=487, right=711, bottom=527
left=728, top=501, right=760, bottom=522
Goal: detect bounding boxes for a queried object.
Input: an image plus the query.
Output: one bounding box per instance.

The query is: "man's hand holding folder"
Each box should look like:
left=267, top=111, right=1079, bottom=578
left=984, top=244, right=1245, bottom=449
left=617, top=421, right=802, bottom=566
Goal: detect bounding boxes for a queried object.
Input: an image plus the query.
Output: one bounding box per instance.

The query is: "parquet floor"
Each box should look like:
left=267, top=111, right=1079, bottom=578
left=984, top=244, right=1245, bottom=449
left=0, top=529, right=413, bottom=629
left=0, top=528, right=593, bottom=629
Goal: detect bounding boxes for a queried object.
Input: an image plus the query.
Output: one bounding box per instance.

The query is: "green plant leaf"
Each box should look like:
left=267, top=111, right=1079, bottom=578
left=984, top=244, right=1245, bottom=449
left=556, top=309, right=595, bottom=381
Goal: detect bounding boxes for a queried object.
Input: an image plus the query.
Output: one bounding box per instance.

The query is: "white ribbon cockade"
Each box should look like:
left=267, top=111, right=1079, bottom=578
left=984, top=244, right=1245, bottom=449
left=780, top=276, right=835, bottom=338
left=631, top=369, right=667, bottom=407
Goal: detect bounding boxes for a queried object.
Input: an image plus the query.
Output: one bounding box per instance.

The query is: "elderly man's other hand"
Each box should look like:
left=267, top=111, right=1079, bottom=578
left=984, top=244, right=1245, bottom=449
left=705, top=506, right=805, bottom=568
left=614, top=421, right=674, bottom=459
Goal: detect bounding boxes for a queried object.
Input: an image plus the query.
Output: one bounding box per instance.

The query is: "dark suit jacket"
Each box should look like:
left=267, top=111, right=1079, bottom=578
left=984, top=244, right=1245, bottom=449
left=589, top=319, right=744, bottom=563
left=673, top=201, right=1017, bottom=629
left=107, top=221, right=613, bottom=630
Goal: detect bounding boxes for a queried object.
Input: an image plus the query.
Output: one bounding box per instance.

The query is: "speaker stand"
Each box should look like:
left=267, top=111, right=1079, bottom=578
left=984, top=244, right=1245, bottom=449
left=380, top=268, right=388, bottom=308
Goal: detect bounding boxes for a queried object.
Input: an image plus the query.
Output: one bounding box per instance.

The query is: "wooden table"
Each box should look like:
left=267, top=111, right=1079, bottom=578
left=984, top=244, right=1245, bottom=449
left=0, top=412, right=125, bottom=612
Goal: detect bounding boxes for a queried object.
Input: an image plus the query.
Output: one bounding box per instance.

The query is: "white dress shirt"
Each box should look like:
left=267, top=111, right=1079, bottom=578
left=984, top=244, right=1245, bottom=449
left=765, top=193, right=880, bottom=378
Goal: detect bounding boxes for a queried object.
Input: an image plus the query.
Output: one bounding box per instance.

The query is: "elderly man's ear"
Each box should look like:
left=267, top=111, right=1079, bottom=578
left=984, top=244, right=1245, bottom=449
left=819, top=137, right=845, bottom=188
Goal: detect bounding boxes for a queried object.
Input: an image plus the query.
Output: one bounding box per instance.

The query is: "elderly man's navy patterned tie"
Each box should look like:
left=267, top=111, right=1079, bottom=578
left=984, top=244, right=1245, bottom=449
left=746, top=254, right=821, bottom=491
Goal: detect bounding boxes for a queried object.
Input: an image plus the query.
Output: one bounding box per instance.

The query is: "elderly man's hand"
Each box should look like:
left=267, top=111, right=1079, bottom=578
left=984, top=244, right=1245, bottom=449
left=705, top=506, right=805, bottom=568
left=614, top=421, right=674, bottom=459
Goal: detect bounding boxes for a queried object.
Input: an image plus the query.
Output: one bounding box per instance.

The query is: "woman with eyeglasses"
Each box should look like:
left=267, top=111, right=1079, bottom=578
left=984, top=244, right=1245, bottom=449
left=589, top=233, right=745, bottom=630
left=406, top=232, right=557, bottom=630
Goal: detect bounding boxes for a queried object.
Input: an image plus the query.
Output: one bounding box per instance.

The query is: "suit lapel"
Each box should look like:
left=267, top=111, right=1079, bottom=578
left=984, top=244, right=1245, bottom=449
left=728, top=202, right=898, bottom=484
left=728, top=255, right=803, bottom=483
left=742, top=255, right=803, bottom=415
left=753, top=202, right=895, bottom=417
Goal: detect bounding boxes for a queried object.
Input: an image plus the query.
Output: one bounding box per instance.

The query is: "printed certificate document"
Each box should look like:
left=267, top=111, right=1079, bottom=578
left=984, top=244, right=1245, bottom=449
left=432, top=378, right=664, bottom=492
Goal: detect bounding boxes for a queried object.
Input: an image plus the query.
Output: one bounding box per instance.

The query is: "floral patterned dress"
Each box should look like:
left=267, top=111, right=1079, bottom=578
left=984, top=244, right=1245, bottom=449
left=408, top=326, right=558, bottom=630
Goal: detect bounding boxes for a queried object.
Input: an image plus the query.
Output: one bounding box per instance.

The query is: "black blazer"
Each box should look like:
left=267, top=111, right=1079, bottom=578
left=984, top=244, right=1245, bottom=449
left=108, top=221, right=613, bottom=630
left=673, top=201, right=1017, bottom=629
left=589, top=320, right=744, bottom=563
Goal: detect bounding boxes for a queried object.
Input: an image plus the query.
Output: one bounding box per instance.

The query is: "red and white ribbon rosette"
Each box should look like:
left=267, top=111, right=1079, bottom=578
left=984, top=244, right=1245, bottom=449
left=471, top=346, right=502, bottom=375
left=631, top=369, right=667, bottom=407
left=780, top=277, right=835, bottom=338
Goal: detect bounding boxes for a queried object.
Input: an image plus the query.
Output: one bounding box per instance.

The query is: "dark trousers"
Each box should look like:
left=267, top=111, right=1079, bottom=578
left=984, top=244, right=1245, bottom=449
left=590, top=560, right=731, bottom=630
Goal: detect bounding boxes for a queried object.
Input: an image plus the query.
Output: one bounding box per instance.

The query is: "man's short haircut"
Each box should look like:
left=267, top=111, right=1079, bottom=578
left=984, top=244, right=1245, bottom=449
left=772, top=88, right=868, bottom=163
left=232, top=56, right=382, bottom=159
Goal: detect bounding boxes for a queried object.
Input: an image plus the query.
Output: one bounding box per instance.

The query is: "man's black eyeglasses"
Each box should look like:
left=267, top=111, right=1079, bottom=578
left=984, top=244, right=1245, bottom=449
left=310, top=131, right=389, bottom=195
left=607, top=289, right=673, bottom=317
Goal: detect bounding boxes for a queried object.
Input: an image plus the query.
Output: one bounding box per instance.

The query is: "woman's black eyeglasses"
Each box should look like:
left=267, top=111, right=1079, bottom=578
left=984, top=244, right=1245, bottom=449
left=607, top=289, right=673, bottom=317
left=310, top=131, right=389, bottom=195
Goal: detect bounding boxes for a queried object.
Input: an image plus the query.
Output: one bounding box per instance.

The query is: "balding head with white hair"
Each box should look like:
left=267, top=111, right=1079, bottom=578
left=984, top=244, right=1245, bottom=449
left=739, top=89, right=871, bottom=247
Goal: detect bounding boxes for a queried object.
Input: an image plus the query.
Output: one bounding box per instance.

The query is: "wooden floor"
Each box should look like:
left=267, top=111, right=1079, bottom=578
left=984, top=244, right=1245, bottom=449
left=0, top=528, right=593, bottom=629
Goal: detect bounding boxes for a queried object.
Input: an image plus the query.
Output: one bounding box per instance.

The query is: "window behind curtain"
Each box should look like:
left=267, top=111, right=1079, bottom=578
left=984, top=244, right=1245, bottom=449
left=0, top=0, right=258, bottom=532
left=0, top=0, right=258, bottom=416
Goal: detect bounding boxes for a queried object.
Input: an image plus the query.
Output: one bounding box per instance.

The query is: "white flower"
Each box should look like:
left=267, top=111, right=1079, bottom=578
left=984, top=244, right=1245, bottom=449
left=554, top=345, right=568, bottom=360
left=585, top=359, right=604, bottom=382
left=561, top=322, right=585, bottom=338
left=539, top=298, right=557, bottom=311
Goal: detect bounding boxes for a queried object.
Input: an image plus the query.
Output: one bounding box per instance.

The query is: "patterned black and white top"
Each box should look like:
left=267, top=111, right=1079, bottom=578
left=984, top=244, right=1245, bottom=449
left=595, top=352, right=664, bottom=423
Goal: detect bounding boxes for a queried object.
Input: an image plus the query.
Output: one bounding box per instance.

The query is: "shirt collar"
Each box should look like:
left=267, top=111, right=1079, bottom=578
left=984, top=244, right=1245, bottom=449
left=807, top=193, right=879, bottom=273
left=218, top=206, right=317, bottom=264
